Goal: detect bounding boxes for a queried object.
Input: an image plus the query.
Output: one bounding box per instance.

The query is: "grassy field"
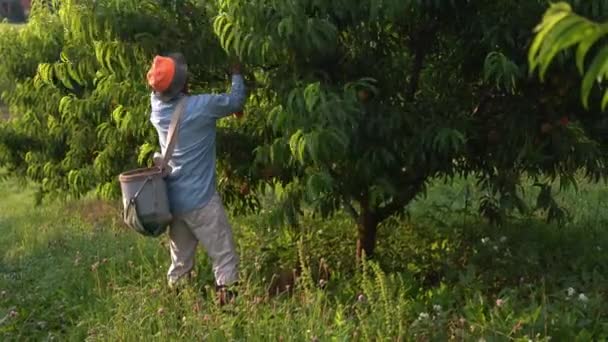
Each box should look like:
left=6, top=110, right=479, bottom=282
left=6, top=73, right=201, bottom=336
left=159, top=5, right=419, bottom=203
left=0, top=176, right=607, bottom=341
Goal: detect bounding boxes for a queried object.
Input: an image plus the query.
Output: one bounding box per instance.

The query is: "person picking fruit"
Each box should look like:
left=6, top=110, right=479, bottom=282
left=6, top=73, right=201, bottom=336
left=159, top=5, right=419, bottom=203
left=146, top=53, right=246, bottom=304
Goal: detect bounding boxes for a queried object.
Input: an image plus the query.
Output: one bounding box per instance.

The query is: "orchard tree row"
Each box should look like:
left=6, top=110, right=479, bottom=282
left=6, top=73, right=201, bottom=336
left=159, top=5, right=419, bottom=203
left=1, top=0, right=608, bottom=258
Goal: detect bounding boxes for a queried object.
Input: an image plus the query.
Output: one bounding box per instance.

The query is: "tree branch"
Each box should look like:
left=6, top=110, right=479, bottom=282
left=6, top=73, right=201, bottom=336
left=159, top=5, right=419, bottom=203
left=376, top=175, right=427, bottom=222
left=471, top=89, right=495, bottom=116
left=257, top=64, right=281, bottom=72
left=343, top=198, right=359, bottom=220
left=406, top=47, right=428, bottom=100
left=406, top=23, right=439, bottom=101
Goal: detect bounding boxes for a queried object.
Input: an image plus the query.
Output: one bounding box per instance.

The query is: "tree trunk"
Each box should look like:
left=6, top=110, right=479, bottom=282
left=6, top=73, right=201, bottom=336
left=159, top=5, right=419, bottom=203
left=352, top=178, right=427, bottom=263
left=356, top=200, right=378, bottom=262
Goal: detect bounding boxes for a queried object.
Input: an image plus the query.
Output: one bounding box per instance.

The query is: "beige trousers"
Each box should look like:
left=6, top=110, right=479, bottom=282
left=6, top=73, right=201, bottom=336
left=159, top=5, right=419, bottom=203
left=167, top=192, right=239, bottom=287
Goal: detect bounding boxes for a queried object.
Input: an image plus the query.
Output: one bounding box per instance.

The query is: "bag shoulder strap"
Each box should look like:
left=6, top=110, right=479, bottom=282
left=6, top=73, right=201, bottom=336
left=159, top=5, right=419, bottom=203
left=161, top=96, right=188, bottom=171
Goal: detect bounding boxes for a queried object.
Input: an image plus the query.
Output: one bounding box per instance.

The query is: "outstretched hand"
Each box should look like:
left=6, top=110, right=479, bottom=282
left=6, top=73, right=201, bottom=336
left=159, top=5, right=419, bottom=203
left=230, top=63, right=242, bottom=75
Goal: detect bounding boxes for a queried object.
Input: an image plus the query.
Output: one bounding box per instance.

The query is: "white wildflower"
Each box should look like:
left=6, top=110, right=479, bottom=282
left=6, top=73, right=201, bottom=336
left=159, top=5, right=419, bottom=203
left=500, top=236, right=507, bottom=243
left=433, top=304, right=442, bottom=312
left=567, top=287, right=575, bottom=297
left=481, top=237, right=490, bottom=244
left=578, top=293, right=589, bottom=302
left=418, top=312, right=430, bottom=320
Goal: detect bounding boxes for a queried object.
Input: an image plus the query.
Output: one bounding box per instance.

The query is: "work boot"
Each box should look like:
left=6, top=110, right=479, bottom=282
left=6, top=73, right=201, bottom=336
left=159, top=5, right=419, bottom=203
left=216, top=284, right=238, bottom=306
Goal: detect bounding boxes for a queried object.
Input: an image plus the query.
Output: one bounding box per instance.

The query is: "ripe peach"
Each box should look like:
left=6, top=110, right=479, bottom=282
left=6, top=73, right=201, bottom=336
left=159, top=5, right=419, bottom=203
left=357, top=90, right=370, bottom=103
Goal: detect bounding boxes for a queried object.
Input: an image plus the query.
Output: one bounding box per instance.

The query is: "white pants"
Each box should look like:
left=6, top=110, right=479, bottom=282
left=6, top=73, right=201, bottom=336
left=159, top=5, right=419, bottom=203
left=167, top=193, right=239, bottom=287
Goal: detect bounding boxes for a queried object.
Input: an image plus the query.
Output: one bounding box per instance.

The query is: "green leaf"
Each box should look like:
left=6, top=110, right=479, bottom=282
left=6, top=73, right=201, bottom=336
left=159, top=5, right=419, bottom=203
left=581, top=45, right=608, bottom=108
left=537, top=17, right=588, bottom=79
left=213, top=14, right=227, bottom=35
left=221, top=23, right=235, bottom=50
left=138, top=143, right=156, bottom=165
left=306, top=131, right=322, bottom=164
left=576, top=28, right=606, bottom=74
left=111, top=105, right=125, bottom=125
left=289, top=129, right=304, bottom=161
left=529, top=2, right=574, bottom=71
left=601, top=90, right=608, bottom=110
left=303, top=82, right=321, bottom=112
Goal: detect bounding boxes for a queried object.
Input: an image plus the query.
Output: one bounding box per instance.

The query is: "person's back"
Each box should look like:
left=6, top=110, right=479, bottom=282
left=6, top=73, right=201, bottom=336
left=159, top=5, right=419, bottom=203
left=150, top=74, right=245, bottom=214
left=146, top=53, right=245, bottom=304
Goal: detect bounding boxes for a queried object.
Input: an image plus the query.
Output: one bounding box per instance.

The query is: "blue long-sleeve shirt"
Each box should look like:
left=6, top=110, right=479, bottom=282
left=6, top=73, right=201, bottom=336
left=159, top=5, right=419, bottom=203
left=150, top=74, right=246, bottom=214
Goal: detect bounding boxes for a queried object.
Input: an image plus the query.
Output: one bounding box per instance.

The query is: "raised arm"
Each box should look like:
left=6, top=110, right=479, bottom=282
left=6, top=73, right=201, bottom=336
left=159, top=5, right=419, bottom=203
left=190, top=65, right=246, bottom=120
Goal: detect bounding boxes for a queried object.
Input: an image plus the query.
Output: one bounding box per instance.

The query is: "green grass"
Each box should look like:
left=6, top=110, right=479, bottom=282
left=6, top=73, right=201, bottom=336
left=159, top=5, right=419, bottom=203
left=1, top=176, right=607, bottom=341
left=0, top=22, right=24, bottom=29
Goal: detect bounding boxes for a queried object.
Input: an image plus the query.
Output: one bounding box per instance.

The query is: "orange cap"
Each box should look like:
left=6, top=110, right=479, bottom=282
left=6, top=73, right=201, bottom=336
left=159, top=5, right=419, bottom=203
left=147, top=56, right=176, bottom=93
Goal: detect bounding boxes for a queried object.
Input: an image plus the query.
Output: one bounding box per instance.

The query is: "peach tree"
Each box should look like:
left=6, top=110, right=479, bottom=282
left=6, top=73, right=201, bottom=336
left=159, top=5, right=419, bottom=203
left=0, top=0, right=262, bottom=211
left=214, top=0, right=608, bottom=258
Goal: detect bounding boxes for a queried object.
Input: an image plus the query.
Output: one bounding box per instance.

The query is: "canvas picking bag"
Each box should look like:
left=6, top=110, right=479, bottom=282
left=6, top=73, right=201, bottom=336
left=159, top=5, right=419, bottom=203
left=118, top=97, right=187, bottom=237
